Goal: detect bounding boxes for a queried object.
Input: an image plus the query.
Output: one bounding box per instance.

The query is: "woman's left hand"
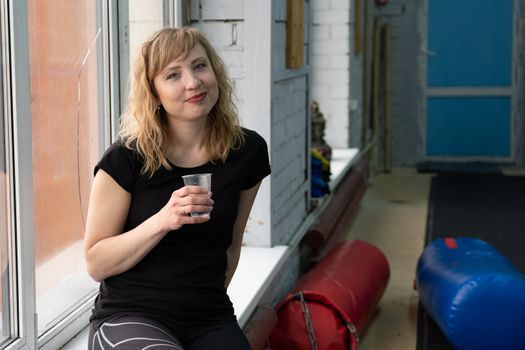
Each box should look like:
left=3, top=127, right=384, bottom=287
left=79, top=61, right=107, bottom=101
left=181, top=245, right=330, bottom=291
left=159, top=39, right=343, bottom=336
left=153, top=185, right=214, bottom=233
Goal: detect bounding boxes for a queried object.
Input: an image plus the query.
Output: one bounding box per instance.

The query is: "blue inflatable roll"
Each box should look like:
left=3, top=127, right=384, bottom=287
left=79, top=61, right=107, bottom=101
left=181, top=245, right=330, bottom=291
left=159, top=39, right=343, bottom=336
left=416, top=237, right=525, bottom=350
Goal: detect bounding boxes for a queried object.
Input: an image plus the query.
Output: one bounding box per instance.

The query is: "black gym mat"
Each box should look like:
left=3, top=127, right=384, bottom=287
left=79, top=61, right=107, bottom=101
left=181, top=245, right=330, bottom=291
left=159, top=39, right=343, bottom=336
left=416, top=161, right=502, bottom=175
left=416, top=174, right=525, bottom=350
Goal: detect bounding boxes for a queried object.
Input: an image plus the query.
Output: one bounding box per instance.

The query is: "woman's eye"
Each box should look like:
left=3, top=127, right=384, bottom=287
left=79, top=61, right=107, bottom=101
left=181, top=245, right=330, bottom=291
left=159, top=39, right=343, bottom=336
left=167, top=72, right=181, bottom=80
left=194, top=63, right=207, bottom=70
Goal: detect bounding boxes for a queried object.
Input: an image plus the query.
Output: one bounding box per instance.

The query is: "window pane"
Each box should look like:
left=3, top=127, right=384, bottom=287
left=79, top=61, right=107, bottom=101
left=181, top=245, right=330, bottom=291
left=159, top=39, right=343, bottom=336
left=0, top=10, right=12, bottom=342
left=27, top=0, right=100, bottom=335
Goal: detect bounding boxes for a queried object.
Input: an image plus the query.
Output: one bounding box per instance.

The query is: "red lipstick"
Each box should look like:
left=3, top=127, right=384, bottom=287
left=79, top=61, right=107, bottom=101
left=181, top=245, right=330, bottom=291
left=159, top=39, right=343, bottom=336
left=185, top=93, right=206, bottom=103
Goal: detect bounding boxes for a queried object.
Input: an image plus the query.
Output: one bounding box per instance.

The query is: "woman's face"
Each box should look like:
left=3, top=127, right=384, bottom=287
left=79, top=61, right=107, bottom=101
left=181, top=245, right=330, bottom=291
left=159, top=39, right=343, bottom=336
left=153, top=43, right=219, bottom=123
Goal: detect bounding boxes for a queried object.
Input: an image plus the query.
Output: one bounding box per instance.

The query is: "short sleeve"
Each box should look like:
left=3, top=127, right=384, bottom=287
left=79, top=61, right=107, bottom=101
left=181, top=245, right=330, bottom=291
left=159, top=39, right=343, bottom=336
left=94, top=142, right=139, bottom=193
left=241, top=130, right=271, bottom=190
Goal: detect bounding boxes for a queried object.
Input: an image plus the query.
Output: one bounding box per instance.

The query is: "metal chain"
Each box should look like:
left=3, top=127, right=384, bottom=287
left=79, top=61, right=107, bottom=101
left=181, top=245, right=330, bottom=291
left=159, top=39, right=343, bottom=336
left=295, top=291, right=359, bottom=350
left=347, top=321, right=359, bottom=349
left=297, top=291, right=319, bottom=350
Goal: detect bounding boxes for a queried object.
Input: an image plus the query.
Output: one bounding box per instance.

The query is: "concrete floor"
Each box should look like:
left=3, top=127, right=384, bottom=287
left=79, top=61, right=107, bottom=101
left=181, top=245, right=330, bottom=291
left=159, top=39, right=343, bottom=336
left=342, top=167, right=432, bottom=350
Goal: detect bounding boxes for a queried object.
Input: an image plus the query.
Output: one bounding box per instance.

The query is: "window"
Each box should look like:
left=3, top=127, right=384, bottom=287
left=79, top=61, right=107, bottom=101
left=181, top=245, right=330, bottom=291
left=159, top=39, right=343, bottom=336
left=0, top=0, right=109, bottom=348
left=28, top=0, right=170, bottom=336
left=27, top=0, right=103, bottom=338
left=0, top=1, right=181, bottom=348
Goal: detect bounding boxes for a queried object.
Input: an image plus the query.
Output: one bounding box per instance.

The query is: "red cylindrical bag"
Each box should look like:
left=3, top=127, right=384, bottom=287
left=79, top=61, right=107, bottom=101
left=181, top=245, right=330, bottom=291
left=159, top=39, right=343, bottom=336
left=268, top=240, right=390, bottom=349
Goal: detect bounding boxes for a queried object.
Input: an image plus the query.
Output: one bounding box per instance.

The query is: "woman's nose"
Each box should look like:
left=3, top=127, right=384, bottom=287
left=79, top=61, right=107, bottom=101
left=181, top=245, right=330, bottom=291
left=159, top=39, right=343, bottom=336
left=185, top=73, right=201, bottom=89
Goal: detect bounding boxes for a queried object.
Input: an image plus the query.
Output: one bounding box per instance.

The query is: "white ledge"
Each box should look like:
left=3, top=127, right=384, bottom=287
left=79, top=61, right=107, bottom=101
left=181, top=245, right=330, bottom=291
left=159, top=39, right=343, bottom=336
left=330, top=148, right=360, bottom=190
left=228, top=245, right=288, bottom=327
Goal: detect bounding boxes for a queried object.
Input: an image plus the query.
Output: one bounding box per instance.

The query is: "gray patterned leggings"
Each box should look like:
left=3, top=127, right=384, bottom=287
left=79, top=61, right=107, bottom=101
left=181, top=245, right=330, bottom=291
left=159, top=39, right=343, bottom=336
left=88, top=314, right=251, bottom=350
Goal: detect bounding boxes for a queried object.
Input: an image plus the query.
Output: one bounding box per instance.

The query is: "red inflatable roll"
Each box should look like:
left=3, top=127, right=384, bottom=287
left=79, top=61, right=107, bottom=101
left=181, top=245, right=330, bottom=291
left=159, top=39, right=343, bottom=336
left=269, top=240, right=390, bottom=349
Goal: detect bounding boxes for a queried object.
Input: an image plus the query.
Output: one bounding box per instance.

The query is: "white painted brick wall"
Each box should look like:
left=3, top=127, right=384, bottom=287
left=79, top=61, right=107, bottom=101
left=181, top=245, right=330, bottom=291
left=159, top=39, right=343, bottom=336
left=311, top=68, right=350, bottom=85
left=311, top=38, right=350, bottom=55
left=310, top=53, right=349, bottom=69
left=194, top=21, right=244, bottom=49
left=310, top=0, right=352, bottom=148
left=216, top=49, right=244, bottom=68
left=312, top=9, right=350, bottom=25
left=190, top=0, right=244, bottom=21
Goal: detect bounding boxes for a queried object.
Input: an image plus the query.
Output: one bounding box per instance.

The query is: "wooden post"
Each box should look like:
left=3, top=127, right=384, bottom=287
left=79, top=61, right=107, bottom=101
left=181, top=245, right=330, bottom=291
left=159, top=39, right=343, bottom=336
left=371, top=17, right=382, bottom=173
left=286, top=0, right=304, bottom=68
left=362, top=0, right=371, bottom=147
left=383, top=24, right=392, bottom=173
left=354, top=0, right=362, bottom=54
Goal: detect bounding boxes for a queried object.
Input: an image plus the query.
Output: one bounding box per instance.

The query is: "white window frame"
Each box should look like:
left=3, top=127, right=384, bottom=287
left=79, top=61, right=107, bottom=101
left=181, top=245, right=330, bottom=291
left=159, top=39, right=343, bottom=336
left=4, top=0, right=36, bottom=348
left=2, top=0, right=112, bottom=348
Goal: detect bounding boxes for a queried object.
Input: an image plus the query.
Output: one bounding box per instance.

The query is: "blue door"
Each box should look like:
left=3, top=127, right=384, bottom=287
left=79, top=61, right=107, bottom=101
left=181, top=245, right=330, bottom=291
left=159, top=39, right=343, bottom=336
left=425, top=0, right=514, bottom=159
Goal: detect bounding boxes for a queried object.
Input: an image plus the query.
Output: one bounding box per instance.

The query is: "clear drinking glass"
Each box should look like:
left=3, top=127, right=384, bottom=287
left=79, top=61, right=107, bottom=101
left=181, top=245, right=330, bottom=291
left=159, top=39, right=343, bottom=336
left=181, top=173, right=212, bottom=217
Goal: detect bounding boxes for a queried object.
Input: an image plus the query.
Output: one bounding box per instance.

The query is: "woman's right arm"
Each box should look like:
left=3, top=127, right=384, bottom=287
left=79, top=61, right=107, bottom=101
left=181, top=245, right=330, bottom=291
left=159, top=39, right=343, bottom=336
left=83, top=169, right=212, bottom=282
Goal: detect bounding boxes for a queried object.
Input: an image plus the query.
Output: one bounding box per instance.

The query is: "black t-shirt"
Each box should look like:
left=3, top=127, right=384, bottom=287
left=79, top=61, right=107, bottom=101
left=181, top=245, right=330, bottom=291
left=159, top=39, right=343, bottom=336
left=90, top=128, right=271, bottom=327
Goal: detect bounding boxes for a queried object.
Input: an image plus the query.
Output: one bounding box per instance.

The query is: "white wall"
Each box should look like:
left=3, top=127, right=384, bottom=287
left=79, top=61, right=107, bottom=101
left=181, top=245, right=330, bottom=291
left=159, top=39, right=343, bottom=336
left=310, top=0, right=352, bottom=148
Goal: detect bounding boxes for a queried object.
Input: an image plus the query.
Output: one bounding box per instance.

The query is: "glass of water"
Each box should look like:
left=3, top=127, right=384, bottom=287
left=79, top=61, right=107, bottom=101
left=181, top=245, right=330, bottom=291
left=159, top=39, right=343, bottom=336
left=181, top=173, right=212, bottom=217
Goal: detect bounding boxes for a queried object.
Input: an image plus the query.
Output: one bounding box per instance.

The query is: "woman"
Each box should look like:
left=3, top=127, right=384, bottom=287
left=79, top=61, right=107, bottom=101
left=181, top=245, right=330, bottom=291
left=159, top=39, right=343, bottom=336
left=84, top=26, right=270, bottom=350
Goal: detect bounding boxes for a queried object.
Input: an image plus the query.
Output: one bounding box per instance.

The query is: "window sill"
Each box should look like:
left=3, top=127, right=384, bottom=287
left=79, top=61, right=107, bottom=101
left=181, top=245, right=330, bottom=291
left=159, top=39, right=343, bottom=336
left=61, top=148, right=359, bottom=349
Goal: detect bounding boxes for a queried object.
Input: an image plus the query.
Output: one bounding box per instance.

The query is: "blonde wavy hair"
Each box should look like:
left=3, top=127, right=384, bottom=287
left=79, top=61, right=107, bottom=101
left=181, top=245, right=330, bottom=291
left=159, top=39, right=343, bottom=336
left=118, top=26, right=244, bottom=176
